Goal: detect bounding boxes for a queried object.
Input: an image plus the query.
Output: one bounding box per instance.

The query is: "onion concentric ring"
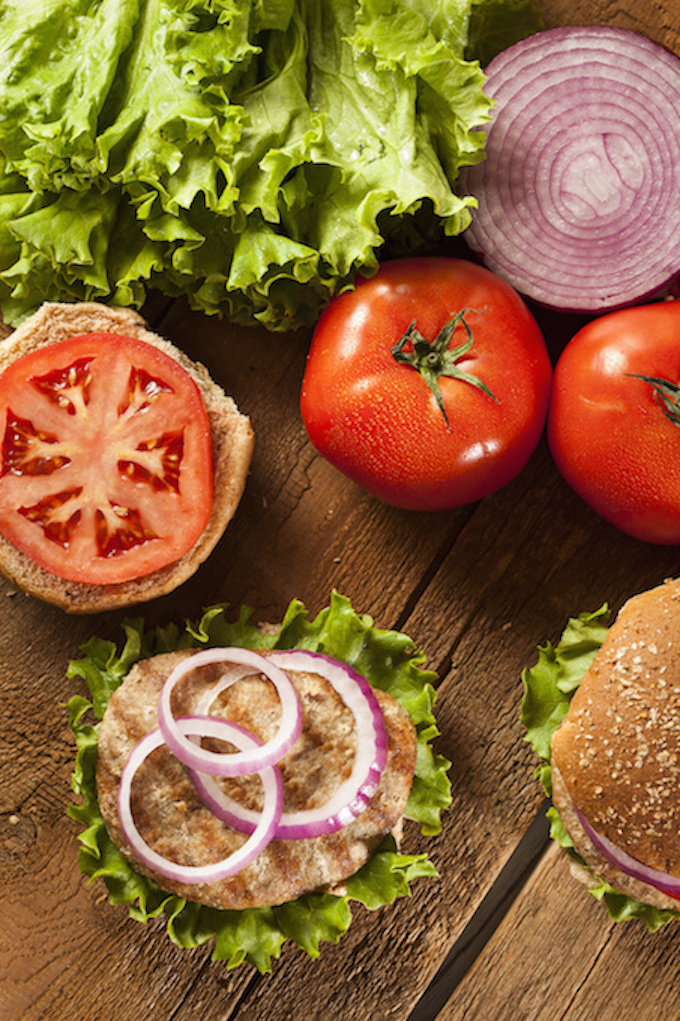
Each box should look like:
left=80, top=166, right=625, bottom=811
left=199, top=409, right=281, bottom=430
left=157, top=647, right=303, bottom=777
left=118, top=716, right=283, bottom=885
left=460, top=26, right=680, bottom=312
left=189, top=649, right=390, bottom=839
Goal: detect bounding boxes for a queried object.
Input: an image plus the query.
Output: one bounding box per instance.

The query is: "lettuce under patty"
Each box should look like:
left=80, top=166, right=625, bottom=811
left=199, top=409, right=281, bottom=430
left=0, top=0, right=541, bottom=330
left=521, top=606, right=680, bottom=931
left=67, top=591, right=451, bottom=971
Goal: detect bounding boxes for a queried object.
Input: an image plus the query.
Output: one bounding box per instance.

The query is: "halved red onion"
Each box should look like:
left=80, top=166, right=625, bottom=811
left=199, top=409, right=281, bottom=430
left=460, top=26, right=680, bottom=312
left=118, top=716, right=283, bottom=884
left=189, top=649, right=389, bottom=839
left=576, top=806, right=680, bottom=901
left=157, top=647, right=302, bottom=777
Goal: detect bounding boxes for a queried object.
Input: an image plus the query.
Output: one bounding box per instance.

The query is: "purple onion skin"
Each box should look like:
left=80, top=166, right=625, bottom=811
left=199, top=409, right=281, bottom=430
left=576, top=807, right=680, bottom=901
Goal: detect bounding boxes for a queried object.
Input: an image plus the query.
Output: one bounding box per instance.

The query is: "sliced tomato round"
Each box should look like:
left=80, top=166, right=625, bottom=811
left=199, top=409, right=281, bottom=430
left=0, top=332, right=214, bottom=584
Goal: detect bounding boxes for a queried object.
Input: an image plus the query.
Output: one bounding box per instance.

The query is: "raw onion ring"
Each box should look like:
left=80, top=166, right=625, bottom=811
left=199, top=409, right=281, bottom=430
left=460, top=26, right=680, bottom=312
left=157, top=647, right=302, bottom=777
left=189, top=649, right=389, bottom=839
left=576, top=806, right=680, bottom=901
left=118, top=716, right=283, bottom=884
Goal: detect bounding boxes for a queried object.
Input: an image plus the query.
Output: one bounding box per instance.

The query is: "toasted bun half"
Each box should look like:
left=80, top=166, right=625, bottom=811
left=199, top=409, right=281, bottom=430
left=551, top=577, right=680, bottom=910
left=0, top=302, right=254, bottom=613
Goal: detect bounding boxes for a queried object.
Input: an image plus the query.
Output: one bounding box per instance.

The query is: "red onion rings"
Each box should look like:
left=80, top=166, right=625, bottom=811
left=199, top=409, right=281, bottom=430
left=576, top=806, right=680, bottom=901
left=460, top=26, right=680, bottom=312
left=117, top=646, right=391, bottom=882
left=189, top=649, right=389, bottom=839
left=117, top=716, right=283, bottom=884
left=157, top=647, right=302, bottom=777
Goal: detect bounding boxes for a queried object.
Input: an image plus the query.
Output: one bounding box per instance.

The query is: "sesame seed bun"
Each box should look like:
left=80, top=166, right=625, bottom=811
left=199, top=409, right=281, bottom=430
left=0, top=302, right=254, bottom=613
left=551, top=577, right=680, bottom=910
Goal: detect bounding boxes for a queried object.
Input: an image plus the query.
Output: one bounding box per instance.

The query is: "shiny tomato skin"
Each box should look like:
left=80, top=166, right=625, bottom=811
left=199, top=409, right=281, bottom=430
left=300, top=258, right=552, bottom=511
left=548, top=303, right=680, bottom=544
left=0, top=332, right=214, bottom=583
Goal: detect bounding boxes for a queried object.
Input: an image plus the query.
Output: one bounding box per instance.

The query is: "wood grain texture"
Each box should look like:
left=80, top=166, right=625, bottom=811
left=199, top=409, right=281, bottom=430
left=440, top=841, right=680, bottom=1021
left=3, top=2, right=680, bottom=1020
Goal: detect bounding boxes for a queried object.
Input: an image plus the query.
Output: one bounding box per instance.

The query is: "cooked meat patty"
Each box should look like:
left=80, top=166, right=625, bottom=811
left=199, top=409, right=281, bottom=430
left=96, top=650, right=418, bottom=910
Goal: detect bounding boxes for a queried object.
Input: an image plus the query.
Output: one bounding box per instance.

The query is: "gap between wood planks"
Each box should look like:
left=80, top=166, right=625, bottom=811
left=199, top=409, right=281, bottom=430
left=407, top=801, right=551, bottom=1021
left=391, top=506, right=480, bottom=640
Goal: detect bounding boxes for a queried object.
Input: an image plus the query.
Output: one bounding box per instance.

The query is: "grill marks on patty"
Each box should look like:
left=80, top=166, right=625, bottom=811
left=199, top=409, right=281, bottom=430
left=95, top=651, right=418, bottom=910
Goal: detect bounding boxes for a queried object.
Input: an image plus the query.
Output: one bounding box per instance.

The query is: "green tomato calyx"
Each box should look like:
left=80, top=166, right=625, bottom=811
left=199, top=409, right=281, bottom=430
left=391, top=308, right=498, bottom=430
left=628, top=373, right=680, bottom=426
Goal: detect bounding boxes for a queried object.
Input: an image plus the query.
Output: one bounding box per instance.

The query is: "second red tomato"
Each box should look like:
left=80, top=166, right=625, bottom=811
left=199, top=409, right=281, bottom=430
left=300, top=258, right=552, bottom=511
left=549, top=302, right=680, bottom=544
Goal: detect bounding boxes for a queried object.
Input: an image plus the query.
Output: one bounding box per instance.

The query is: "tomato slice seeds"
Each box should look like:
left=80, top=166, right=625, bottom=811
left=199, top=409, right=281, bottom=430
left=0, top=332, right=214, bottom=584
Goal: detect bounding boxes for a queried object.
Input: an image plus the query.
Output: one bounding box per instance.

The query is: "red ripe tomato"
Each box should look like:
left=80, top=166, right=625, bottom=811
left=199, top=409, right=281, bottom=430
left=0, top=332, right=213, bottom=583
left=300, top=258, right=552, bottom=511
left=549, top=302, right=680, bottom=544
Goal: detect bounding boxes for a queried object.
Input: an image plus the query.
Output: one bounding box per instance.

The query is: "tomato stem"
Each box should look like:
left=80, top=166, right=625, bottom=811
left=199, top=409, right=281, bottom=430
left=627, top=373, right=680, bottom=426
left=391, top=308, right=497, bottom=429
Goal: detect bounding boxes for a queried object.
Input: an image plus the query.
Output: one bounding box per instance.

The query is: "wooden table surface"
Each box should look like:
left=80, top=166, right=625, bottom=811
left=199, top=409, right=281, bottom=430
left=4, top=2, right=680, bottom=1019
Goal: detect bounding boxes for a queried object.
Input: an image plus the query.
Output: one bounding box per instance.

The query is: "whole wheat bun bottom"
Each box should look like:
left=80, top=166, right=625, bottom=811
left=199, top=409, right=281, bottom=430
left=551, top=761, right=680, bottom=911
left=0, top=302, right=254, bottom=613
left=551, top=577, right=680, bottom=911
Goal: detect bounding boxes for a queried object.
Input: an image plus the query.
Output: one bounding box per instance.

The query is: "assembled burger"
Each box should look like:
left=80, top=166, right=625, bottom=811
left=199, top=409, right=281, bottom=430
left=522, top=578, right=680, bottom=926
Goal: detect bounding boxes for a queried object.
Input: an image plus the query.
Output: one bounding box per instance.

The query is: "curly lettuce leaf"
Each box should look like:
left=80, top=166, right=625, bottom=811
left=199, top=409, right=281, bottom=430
left=67, top=591, right=450, bottom=971
left=520, top=606, right=610, bottom=772
left=521, top=605, right=680, bottom=931
left=0, top=0, right=541, bottom=330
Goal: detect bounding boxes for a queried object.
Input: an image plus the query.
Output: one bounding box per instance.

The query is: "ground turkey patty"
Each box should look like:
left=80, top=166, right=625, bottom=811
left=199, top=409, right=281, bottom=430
left=96, top=650, right=418, bottom=910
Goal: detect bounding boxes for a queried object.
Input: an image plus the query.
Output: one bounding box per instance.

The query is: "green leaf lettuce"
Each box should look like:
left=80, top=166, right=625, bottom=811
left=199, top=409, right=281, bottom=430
left=0, top=0, right=542, bottom=330
left=67, top=591, right=450, bottom=971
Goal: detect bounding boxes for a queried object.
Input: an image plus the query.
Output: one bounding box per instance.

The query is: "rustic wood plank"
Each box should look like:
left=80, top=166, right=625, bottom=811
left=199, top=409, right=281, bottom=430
left=439, top=839, right=680, bottom=1021
left=540, top=0, right=676, bottom=46
left=5, top=325, right=680, bottom=1021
